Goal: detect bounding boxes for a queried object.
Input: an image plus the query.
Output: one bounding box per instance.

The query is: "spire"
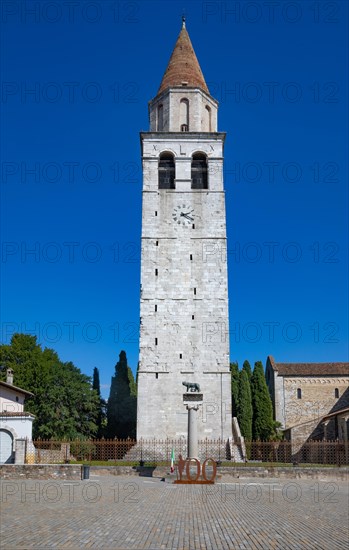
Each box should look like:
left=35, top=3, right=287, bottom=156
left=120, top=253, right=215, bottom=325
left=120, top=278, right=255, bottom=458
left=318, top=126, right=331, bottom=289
left=157, top=20, right=209, bottom=96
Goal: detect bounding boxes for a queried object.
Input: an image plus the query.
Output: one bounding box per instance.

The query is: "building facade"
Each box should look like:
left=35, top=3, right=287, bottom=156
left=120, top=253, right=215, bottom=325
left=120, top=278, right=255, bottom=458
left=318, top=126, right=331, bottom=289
left=266, top=356, right=349, bottom=447
left=137, top=20, right=233, bottom=443
left=0, top=369, right=35, bottom=464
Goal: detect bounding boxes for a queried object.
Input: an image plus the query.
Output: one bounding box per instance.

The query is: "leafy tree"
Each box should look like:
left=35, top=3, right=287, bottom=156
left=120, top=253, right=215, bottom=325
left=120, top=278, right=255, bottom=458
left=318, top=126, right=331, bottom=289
left=230, top=362, right=239, bottom=416
left=92, top=367, right=107, bottom=438
left=242, top=360, right=252, bottom=381
left=251, top=361, right=274, bottom=440
left=237, top=369, right=253, bottom=441
left=106, top=351, right=136, bottom=439
left=0, top=334, right=99, bottom=439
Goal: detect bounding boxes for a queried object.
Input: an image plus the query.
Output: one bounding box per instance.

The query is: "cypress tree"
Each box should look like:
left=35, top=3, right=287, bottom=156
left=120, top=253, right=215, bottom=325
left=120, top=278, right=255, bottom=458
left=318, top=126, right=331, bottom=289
left=242, top=360, right=252, bottom=381
left=92, top=367, right=106, bottom=438
left=251, top=361, right=274, bottom=440
left=230, top=361, right=239, bottom=416
left=106, top=351, right=136, bottom=439
left=237, top=369, right=253, bottom=441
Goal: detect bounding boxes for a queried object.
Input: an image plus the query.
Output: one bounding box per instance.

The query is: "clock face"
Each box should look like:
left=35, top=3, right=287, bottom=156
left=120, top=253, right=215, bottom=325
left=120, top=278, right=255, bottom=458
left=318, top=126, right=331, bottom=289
left=172, top=205, right=194, bottom=226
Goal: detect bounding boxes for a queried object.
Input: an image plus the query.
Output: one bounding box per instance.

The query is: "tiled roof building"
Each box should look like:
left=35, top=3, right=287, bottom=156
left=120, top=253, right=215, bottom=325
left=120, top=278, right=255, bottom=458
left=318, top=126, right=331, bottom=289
left=266, top=356, right=349, bottom=450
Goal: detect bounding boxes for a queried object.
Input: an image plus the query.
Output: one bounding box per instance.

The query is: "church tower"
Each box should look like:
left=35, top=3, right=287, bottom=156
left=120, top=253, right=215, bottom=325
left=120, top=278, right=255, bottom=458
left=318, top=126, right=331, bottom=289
left=137, top=19, right=232, bottom=444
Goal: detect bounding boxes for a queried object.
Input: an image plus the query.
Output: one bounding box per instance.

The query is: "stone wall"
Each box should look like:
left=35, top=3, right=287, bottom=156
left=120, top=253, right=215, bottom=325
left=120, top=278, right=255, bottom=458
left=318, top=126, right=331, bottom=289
left=283, top=377, right=349, bottom=429
left=84, top=465, right=349, bottom=481
left=35, top=443, right=70, bottom=464
left=1, top=464, right=347, bottom=481
left=0, top=464, right=82, bottom=480
left=138, top=130, right=232, bottom=441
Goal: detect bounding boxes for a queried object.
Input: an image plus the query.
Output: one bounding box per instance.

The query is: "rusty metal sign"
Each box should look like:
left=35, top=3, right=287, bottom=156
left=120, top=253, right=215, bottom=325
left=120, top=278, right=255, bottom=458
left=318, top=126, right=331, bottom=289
left=173, top=455, right=217, bottom=484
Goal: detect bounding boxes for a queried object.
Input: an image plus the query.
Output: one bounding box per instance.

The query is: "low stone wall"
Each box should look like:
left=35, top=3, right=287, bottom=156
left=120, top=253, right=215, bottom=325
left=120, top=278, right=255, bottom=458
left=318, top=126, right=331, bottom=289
left=216, top=466, right=349, bottom=482
left=0, top=464, right=347, bottom=481
left=0, top=464, right=82, bottom=480
left=88, top=465, right=348, bottom=481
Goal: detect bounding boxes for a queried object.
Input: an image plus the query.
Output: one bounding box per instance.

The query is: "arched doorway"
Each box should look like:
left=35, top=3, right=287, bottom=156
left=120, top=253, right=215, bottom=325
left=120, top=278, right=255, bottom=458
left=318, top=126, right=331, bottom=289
left=0, top=429, right=14, bottom=463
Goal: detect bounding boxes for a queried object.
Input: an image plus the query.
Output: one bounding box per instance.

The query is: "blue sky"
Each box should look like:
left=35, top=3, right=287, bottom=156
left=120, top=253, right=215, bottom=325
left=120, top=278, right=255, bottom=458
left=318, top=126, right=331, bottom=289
left=1, top=0, right=348, bottom=398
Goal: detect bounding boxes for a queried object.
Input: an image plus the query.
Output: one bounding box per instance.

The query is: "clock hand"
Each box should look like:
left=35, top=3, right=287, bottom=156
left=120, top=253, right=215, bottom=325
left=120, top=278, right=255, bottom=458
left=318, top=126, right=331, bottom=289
left=183, top=214, right=194, bottom=221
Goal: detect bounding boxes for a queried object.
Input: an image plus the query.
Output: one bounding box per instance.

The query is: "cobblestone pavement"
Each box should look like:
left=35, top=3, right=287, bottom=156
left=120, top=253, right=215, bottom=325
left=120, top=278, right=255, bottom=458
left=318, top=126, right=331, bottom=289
left=0, top=475, right=348, bottom=549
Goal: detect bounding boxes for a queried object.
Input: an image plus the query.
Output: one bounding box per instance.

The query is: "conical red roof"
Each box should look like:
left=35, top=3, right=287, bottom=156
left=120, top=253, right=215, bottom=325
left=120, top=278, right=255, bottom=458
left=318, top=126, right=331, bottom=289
left=157, top=21, right=209, bottom=96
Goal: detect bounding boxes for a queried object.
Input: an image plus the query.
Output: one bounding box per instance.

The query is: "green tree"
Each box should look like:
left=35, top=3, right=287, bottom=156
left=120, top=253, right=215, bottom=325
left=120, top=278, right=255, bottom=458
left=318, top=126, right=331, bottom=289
left=242, top=360, right=252, bottom=381
left=251, top=361, right=274, bottom=440
left=230, top=361, right=239, bottom=416
left=127, top=366, right=137, bottom=397
left=237, top=369, right=253, bottom=441
left=106, top=351, right=136, bottom=439
left=0, top=334, right=99, bottom=439
left=92, top=367, right=106, bottom=438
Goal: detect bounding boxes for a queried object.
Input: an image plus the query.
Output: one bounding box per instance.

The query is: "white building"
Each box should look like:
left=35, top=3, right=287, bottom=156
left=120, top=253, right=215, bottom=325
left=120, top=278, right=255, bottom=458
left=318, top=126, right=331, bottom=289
left=137, top=19, right=234, bottom=447
left=0, top=369, right=35, bottom=464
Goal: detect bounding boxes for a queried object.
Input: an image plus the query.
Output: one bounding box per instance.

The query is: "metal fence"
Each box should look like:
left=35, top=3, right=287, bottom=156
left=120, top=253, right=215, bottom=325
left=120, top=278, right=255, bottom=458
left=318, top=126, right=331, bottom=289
left=33, top=438, right=135, bottom=463
left=32, top=438, right=229, bottom=463
left=32, top=439, right=348, bottom=466
left=245, top=440, right=348, bottom=466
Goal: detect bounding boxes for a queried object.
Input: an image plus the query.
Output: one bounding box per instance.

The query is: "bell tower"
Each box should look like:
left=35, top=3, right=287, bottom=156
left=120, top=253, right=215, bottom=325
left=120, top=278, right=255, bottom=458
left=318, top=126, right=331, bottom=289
left=137, top=19, right=233, bottom=445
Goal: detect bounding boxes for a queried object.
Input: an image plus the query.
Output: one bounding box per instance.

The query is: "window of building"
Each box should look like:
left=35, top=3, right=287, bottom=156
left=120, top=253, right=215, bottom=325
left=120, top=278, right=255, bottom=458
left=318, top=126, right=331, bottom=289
left=191, top=153, right=208, bottom=189
left=205, top=105, right=212, bottom=131
left=155, top=373, right=158, bottom=379
left=159, top=152, right=175, bottom=189
left=297, top=388, right=302, bottom=399
left=180, top=98, right=189, bottom=131
left=335, top=388, right=339, bottom=398
left=157, top=104, right=163, bottom=131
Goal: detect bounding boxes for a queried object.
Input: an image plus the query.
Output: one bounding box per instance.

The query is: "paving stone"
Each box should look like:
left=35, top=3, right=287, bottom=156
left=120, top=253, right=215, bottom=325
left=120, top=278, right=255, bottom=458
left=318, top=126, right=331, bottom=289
left=0, top=476, right=348, bottom=549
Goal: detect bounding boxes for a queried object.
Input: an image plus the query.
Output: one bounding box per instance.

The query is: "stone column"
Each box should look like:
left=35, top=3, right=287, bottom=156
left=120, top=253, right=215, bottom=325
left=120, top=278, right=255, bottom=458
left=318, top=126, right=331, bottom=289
left=183, top=392, right=203, bottom=460
left=187, top=405, right=199, bottom=459
left=15, top=439, right=26, bottom=464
